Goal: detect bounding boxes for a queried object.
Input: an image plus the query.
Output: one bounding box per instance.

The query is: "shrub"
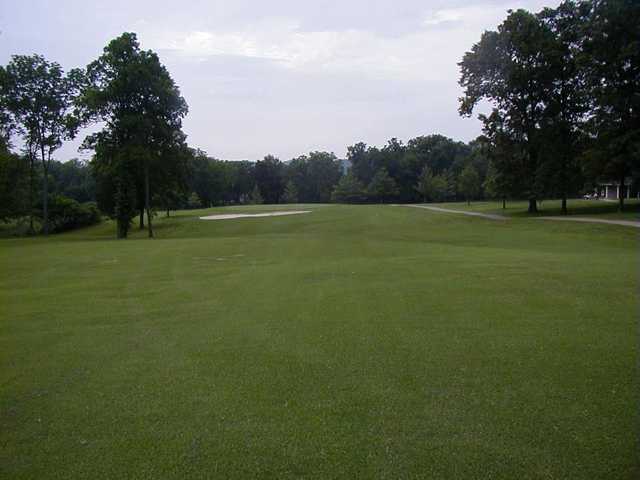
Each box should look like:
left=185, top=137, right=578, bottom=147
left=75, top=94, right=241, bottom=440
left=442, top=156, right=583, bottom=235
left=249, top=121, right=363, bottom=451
left=47, top=195, right=101, bottom=233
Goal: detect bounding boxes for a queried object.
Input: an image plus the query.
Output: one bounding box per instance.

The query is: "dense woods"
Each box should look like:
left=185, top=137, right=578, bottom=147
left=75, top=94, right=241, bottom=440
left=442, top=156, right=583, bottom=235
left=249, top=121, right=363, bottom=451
left=1, top=0, right=638, bottom=237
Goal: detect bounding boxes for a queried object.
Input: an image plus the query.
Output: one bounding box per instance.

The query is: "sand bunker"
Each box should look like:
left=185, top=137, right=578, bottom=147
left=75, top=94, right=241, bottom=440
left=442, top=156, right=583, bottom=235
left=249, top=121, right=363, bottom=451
left=200, top=210, right=311, bottom=220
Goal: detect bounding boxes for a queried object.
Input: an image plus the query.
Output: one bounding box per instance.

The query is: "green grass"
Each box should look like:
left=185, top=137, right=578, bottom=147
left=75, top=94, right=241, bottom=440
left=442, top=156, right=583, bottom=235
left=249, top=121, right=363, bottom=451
left=432, top=198, right=640, bottom=220
left=1, top=203, right=638, bottom=479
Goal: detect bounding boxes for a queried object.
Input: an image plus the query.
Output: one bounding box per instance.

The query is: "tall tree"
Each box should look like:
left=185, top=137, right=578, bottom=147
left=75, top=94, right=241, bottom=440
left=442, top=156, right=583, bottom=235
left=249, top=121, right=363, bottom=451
left=459, top=10, right=555, bottom=212
left=331, top=173, right=366, bottom=203
left=537, top=1, right=590, bottom=214
left=81, top=33, right=188, bottom=238
left=480, top=111, right=527, bottom=208
left=1, top=55, right=81, bottom=234
left=582, top=0, right=640, bottom=211
left=283, top=180, right=299, bottom=204
left=287, top=151, right=343, bottom=203
left=254, top=155, right=285, bottom=204
left=457, top=164, right=481, bottom=205
left=415, top=166, right=449, bottom=203
left=367, top=168, right=399, bottom=203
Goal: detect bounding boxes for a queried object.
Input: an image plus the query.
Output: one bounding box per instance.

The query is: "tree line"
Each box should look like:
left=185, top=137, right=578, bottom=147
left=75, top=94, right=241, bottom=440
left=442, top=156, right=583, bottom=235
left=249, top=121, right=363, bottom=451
left=1, top=0, right=638, bottom=237
left=1, top=33, right=189, bottom=238
left=185, top=136, right=489, bottom=208
left=459, top=0, right=639, bottom=213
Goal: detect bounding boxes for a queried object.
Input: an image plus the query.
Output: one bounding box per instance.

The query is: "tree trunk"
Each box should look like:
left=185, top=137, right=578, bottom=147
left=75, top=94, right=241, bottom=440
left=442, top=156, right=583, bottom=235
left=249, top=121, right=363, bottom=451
left=528, top=198, right=538, bottom=213
left=28, top=151, right=35, bottom=234
left=467, top=198, right=470, bottom=206
left=40, top=146, right=49, bottom=235
left=42, top=167, right=49, bottom=235
left=166, top=207, right=170, bottom=217
left=145, top=164, right=153, bottom=238
left=139, top=209, right=145, bottom=229
left=618, top=174, right=625, bottom=212
left=502, top=197, right=506, bottom=210
left=561, top=196, right=567, bottom=215
left=117, top=219, right=127, bottom=239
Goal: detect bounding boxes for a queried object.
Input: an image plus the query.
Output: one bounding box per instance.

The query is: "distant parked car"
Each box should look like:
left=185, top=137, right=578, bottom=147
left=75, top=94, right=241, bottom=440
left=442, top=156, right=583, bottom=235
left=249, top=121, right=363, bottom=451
left=583, top=192, right=599, bottom=200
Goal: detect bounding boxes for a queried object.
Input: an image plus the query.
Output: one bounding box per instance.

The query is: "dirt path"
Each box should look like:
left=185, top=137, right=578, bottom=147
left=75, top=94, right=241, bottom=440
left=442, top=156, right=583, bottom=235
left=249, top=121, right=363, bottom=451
left=537, top=216, right=640, bottom=228
left=401, top=204, right=508, bottom=220
left=200, top=210, right=311, bottom=220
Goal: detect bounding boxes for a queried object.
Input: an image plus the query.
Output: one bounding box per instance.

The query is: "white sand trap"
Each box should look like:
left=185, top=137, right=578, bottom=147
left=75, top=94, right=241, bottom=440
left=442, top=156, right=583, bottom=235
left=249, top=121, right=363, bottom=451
left=200, top=210, right=311, bottom=220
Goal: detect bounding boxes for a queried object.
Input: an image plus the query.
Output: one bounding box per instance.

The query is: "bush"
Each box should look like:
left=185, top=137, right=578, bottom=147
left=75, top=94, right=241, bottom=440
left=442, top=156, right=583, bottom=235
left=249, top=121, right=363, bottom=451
left=47, top=195, right=101, bottom=233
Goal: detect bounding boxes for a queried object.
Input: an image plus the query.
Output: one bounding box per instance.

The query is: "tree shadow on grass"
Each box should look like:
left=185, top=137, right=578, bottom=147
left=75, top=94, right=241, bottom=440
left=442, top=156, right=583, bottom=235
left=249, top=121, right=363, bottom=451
left=508, top=201, right=640, bottom=218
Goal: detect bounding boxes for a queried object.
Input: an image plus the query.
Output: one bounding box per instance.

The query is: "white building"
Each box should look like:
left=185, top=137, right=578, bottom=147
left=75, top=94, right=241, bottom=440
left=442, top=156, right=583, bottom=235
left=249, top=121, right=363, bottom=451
left=599, top=180, right=632, bottom=200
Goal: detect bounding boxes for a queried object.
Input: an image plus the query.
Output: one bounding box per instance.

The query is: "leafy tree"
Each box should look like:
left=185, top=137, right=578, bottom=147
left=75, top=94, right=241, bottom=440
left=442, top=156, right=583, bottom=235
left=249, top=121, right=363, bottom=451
left=254, top=155, right=284, bottom=204
left=89, top=130, right=138, bottom=238
left=0, top=146, right=30, bottom=222
left=415, top=166, right=431, bottom=203
left=457, top=164, right=481, bottom=205
left=154, top=144, right=191, bottom=216
left=415, top=166, right=449, bottom=202
left=49, top=158, right=96, bottom=203
left=187, top=149, right=217, bottom=208
left=187, top=192, right=202, bottom=209
left=228, top=161, right=255, bottom=203
left=283, top=180, right=299, bottom=204
left=249, top=185, right=263, bottom=204
left=81, top=33, right=188, bottom=238
left=459, top=10, right=555, bottom=212
left=46, top=195, right=100, bottom=233
left=287, top=151, right=342, bottom=202
left=534, top=1, right=590, bottom=214
left=347, top=142, right=375, bottom=185
left=1, top=54, right=81, bottom=234
left=582, top=0, right=640, bottom=211
left=367, top=168, right=399, bottom=203
left=331, top=173, right=366, bottom=203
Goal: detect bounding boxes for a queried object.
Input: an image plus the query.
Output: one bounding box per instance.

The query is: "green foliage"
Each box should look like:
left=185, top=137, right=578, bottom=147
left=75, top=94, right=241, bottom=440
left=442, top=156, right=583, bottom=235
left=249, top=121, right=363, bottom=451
left=459, top=0, right=639, bottom=212
left=1, top=54, right=82, bottom=233
left=459, top=9, right=558, bottom=211
left=346, top=135, right=481, bottom=203
left=283, top=180, right=299, bottom=204
left=0, top=146, right=30, bottom=221
left=287, top=151, right=343, bottom=202
left=49, top=158, right=96, bottom=203
left=249, top=185, right=264, bottom=205
left=254, top=155, right=284, bottom=204
left=81, top=32, right=188, bottom=238
left=457, top=164, right=481, bottom=204
left=47, top=195, right=101, bottom=233
left=187, top=192, right=202, bottom=209
left=367, top=168, right=399, bottom=203
left=331, top=173, right=366, bottom=203
left=113, top=157, right=137, bottom=238
left=415, top=166, right=449, bottom=202
left=581, top=0, right=640, bottom=210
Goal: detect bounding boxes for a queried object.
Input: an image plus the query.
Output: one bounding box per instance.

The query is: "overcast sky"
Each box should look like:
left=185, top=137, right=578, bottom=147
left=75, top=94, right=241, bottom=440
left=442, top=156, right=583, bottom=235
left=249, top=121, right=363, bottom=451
left=1, top=0, right=558, bottom=161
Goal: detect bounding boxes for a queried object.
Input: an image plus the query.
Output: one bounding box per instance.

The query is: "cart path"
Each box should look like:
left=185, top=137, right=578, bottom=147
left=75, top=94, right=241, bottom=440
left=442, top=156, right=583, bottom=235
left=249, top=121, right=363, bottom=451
left=200, top=211, right=311, bottom=220
left=399, top=204, right=509, bottom=220
left=537, top=216, right=640, bottom=228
